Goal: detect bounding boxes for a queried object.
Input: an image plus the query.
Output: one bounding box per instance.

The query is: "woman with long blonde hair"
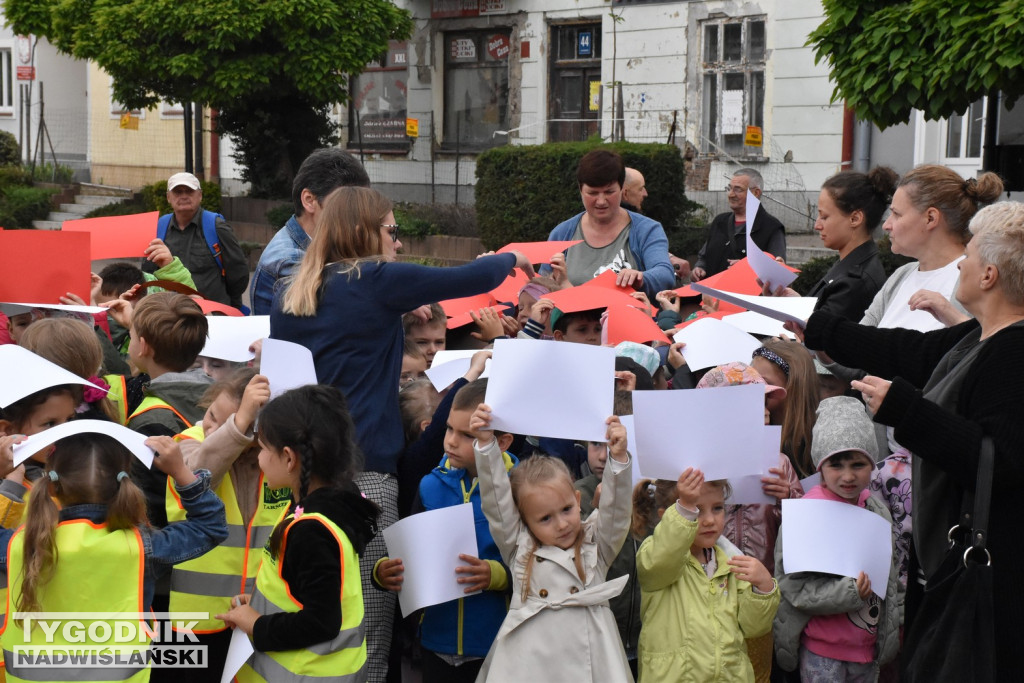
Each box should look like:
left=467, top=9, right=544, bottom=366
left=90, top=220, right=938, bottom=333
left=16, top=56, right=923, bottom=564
left=270, top=185, right=533, bottom=682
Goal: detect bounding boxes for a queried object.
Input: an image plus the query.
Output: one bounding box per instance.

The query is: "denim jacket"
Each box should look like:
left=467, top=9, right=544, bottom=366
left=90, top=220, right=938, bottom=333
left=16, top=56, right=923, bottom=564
left=249, top=216, right=310, bottom=316
left=0, top=470, right=228, bottom=609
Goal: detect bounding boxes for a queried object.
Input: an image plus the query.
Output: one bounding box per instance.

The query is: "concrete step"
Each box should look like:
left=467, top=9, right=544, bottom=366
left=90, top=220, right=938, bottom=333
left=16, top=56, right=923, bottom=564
left=60, top=203, right=94, bottom=215
left=76, top=194, right=128, bottom=206
left=46, top=212, right=82, bottom=222
left=32, top=219, right=64, bottom=230
left=788, top=245, right=835, bottom=267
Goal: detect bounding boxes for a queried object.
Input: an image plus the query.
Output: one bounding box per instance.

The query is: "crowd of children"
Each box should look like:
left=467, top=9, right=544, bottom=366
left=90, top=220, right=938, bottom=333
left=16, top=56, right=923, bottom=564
left=0, top=185, right=942, bottom=683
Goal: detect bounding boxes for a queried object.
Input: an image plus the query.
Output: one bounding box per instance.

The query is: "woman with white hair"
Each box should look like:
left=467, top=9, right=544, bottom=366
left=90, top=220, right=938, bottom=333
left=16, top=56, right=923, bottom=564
left=797, top=201, right=1024, bottom=679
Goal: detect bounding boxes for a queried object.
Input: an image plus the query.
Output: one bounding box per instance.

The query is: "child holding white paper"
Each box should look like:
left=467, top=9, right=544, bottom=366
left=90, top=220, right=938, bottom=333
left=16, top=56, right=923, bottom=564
left=773, top=396, right=900, bottom=681
left=166, top=368, right=284, bottom=683
left=216, top=385, right=380, bottom=683
left=471, top=404, right=634, bottom=683
left=635, top=469, right=779, bottom=683
left=376, top=379, right=517, bottom=683
left=695, top=361, right=801, bottom=682
left=0, top=430, right=227, bottom=681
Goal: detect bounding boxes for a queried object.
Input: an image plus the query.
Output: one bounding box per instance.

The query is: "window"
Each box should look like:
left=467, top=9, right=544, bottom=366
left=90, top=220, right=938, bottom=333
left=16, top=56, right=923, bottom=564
left=349, top=41, right=409, bottom=151
left=945, top=98, right=986, bottom=160
left=161, top=101, right=185, bottom=119
left=0, top=49, right=12, bottom=111
left=108, top=78, right=144, bottom=119
left=444, top=31, right=510, bottom=149
left=549, top=24, right=602, bottom=142
left=700, top=17, right=765, bottom=157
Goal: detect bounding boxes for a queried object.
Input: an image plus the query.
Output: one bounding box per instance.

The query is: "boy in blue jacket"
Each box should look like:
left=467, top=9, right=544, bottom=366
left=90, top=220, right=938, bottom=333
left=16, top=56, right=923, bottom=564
left=375, top=378, right=516, bottom=683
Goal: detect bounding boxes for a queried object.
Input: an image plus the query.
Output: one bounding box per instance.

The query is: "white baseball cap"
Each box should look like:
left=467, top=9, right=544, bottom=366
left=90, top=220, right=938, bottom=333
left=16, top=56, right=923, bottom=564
left=167, top=172, right=201, bottom=191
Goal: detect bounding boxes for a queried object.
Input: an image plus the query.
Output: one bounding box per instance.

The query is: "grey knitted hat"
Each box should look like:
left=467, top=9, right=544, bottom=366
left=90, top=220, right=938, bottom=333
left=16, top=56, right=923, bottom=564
left=811, top=396, right=879, bottom=471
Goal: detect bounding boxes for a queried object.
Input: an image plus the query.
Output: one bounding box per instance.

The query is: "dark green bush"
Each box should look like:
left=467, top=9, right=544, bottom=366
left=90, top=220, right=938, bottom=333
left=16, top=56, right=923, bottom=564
left=0, top=166, right=34, bottom=188
left=475, top=141, right=702, bottom=250
left=82, top=199, right=149, bottom=219
left=394, top=202, right=477, bottom=238
left=791, top=235, right=916, bottom=295
left=141, top=180, right=222, bottom=214
left=0, top=131, right=21, bottom=167
left=265, top=203, right=293, bottom=228
left=0, top=186, right=56, bottom=228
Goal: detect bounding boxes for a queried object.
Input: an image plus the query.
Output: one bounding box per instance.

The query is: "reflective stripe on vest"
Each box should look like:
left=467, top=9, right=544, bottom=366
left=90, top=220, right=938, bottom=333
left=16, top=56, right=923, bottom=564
left=129, top=396, right=192, bottom=429
left=165, top=472, right=290, bottom=633
left=236, top=512, right=366, bottom=683
left=102, top=374, right=129, bottom=426
left=174, top=424, right=205, bottom=443
left=1, top=521, right=148, bottom=683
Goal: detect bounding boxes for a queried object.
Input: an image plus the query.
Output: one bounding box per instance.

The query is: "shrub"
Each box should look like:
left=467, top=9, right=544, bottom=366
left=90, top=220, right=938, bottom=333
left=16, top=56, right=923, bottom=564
left=475, top=141, right=702, bottom=250
left=29, top=162, right=75, bottom=184
left=0, top=166, right=34, bottom=188
left=394, top=202, right=477, bottom=238
left=82, top=199, right=149, bottom=219
left=141, top=180, right=223, bottom=214
left=0, top=131, right=21, bottom=167
left=0, top=186, right=56, bottom=228
left=265, top=203, right=293, bottom=228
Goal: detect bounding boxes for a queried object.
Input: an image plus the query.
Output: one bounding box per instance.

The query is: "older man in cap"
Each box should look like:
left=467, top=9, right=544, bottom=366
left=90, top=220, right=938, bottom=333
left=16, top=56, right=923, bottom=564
left=150, top=172, right=249, bottom=308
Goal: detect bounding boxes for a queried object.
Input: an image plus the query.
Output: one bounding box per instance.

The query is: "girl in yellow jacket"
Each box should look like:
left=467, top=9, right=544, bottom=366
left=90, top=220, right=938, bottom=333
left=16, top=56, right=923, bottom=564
left=635, top=469, right=780, bottom=683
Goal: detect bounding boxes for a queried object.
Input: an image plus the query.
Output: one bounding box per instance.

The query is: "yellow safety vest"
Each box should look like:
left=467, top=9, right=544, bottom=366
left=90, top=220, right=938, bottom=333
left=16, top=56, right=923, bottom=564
left=1, top=520, right=150, bottom=682
left=102, top=374, right=129, bottom=426
left=128, top=397, right=192, bottom=429
left=165, top=468, right=290, bottom=633
left=237, top=512, right=366, bottom=683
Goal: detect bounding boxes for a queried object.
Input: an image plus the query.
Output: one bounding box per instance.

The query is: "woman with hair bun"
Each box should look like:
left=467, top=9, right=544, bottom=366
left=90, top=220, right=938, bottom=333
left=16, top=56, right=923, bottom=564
left=769, top=167, right=899, bottom=321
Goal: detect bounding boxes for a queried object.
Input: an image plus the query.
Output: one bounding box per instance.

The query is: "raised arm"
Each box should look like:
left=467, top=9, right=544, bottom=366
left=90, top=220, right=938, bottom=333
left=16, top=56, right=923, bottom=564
left=471, top=404, right=523, bottom=565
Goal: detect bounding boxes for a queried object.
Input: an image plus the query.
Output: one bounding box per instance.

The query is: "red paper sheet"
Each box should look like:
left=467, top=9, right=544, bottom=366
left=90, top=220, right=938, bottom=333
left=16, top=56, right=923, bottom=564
left=497, top=240, right=582, bottom=264
left=195, top=298, right=245, bottom=317
left=490, top=270, right=530, bottom=305
left=676, top=257, right=799, bottom=297
left=62, top=211, right=159, bottom=260
left=439, top=292, right=496, bottom=320
left=603, top=303, right=669, bottom=346
left=545, top=280, right=638, bottom=314
left=0, top=231, right=91, bottom=303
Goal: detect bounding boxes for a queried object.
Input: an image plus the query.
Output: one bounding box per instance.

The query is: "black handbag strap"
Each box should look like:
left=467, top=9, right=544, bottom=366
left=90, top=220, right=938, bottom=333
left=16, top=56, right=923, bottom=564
left=969, top=437, right=995, bottom=556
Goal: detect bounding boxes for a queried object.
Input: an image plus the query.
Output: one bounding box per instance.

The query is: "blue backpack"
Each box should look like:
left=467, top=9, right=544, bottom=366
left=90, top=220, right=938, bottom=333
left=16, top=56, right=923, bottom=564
left=157, top=209, right=225, bottom=276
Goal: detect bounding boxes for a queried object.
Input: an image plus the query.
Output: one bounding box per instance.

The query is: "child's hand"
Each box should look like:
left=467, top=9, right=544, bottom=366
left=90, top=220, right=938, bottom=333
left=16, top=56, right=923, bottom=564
left=605, top=416, right=628, bottom=464
left=455, top=554, right=491, bottom=593
left=760, top=467, right=791, bottom=501
left=59, top=291, right=89, bottom=307
left=630, top=291, right=653, bottom=317
left=591, top=483, right=602, bottom=509
left=470, top=308, right=504, bottom=342
left=216, top=595, right=259, bottom=636
left=727, top=555, right=775, bottom=593
left=676, top=467, right=703, bottom=511
left=89, top=272, right=104, bottom=307
left=465, top=350, right=491, bottom=381
left=655, top=290, right=681, bottom=314
left=470, top=404, right=495, bottom=446
left=147, top=436, right=196, bottom=487
left=529, top=298, right=555, bottom=327
left=235, top=375, right=271, bottom=434
left=855, top=571, right=872, bottom=600
left=0, top=435, right=27, bottom=479
left=667, top=342, right=687, bottom=370
left=377, top=558, right=404, bottom=592
left=102, top=297, right=134, bottom=329
left=144, top=238, right=173, bottom=268
left=499, top=314, right=521, bottom=337
left=549, top=253, right=567, bottom=287
left=614, top=370, right=636, bottom=393
left=248, top=338, right=263, bottom=368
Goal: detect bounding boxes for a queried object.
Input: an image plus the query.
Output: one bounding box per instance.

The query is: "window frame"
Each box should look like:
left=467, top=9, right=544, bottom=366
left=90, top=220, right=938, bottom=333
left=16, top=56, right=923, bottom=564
left=441, top=29, right=512, bottom=152
left=943, top=97, right=987, bottom=162
left=0, top=47, right=14, bottom=115
left=699, top=15, right=767, bottom=159
left=348, top=40, right=410, bottom=154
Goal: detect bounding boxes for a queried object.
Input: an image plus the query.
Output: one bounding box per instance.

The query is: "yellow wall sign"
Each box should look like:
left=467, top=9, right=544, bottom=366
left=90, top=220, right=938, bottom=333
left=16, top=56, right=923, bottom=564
left=589, top=81, right=601, bottom=112
left=406, top=118, right=419, bottom=138
left=744, top=126, right=763, bottom=146
left=119, top=113, right=139, bottom=130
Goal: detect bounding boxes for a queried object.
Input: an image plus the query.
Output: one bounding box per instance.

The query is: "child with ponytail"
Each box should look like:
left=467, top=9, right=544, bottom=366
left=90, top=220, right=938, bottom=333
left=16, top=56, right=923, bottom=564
left=216, top=385, right=380, bottom=683
left=0, top=430, right=228, bottom=682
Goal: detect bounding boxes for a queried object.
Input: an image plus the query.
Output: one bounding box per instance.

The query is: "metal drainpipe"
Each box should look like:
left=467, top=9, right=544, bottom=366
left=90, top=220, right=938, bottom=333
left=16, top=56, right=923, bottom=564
left=853, top=118, right=872, bottom=173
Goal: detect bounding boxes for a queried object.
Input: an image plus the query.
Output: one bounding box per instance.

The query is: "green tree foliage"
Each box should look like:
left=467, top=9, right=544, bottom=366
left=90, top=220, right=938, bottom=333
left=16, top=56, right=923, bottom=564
left=808, top=0, right=1024, bottom=129
left=6, top=0, right=413, bottom=196
left=475, top=141, right=701, bottom=250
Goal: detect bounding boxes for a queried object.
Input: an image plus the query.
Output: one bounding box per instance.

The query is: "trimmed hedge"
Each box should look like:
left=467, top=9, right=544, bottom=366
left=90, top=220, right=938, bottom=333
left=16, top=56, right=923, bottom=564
left=0, top=186, right=56, bottom=229
left=475, top=141, right=702, bottom=250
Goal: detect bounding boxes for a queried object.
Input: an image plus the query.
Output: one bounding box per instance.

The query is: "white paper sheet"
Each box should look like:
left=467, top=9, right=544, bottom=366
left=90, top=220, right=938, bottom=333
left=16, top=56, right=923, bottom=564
left=631, top=384, right=768, bottom=481
left=424, top=350, right=491, bottom=391
left=220, top=627, right=254, bottom=683
left=484, top=339, right=614, bottom=443
left=672, top=317, right=761, bottom=371
left=745, top=191, right=797, bottom=292
left=0, top=345, right=106, bottom=408
left=720, top=310, right=789, bottom=338
left=781, top=498, right=893, bottom=598
left=0, top=302, right=107, bottom=315
left=726, top=426, right=782, bottom=505
left=382, top=504, right=481, bottom=616
left=259, top=338, right=318, bottom=398
left=201, top=316, right=271, bottom=362
left=12, top=419, right=155, bottom=468
left=799, top=472, right=821, bottom=492
left=690, top=283, right=817, bottom=327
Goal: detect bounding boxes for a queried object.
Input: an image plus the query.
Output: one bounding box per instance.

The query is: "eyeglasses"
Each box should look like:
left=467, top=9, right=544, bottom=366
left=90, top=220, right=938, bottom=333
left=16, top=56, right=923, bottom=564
left=382, top=224, right=400, bottom=242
